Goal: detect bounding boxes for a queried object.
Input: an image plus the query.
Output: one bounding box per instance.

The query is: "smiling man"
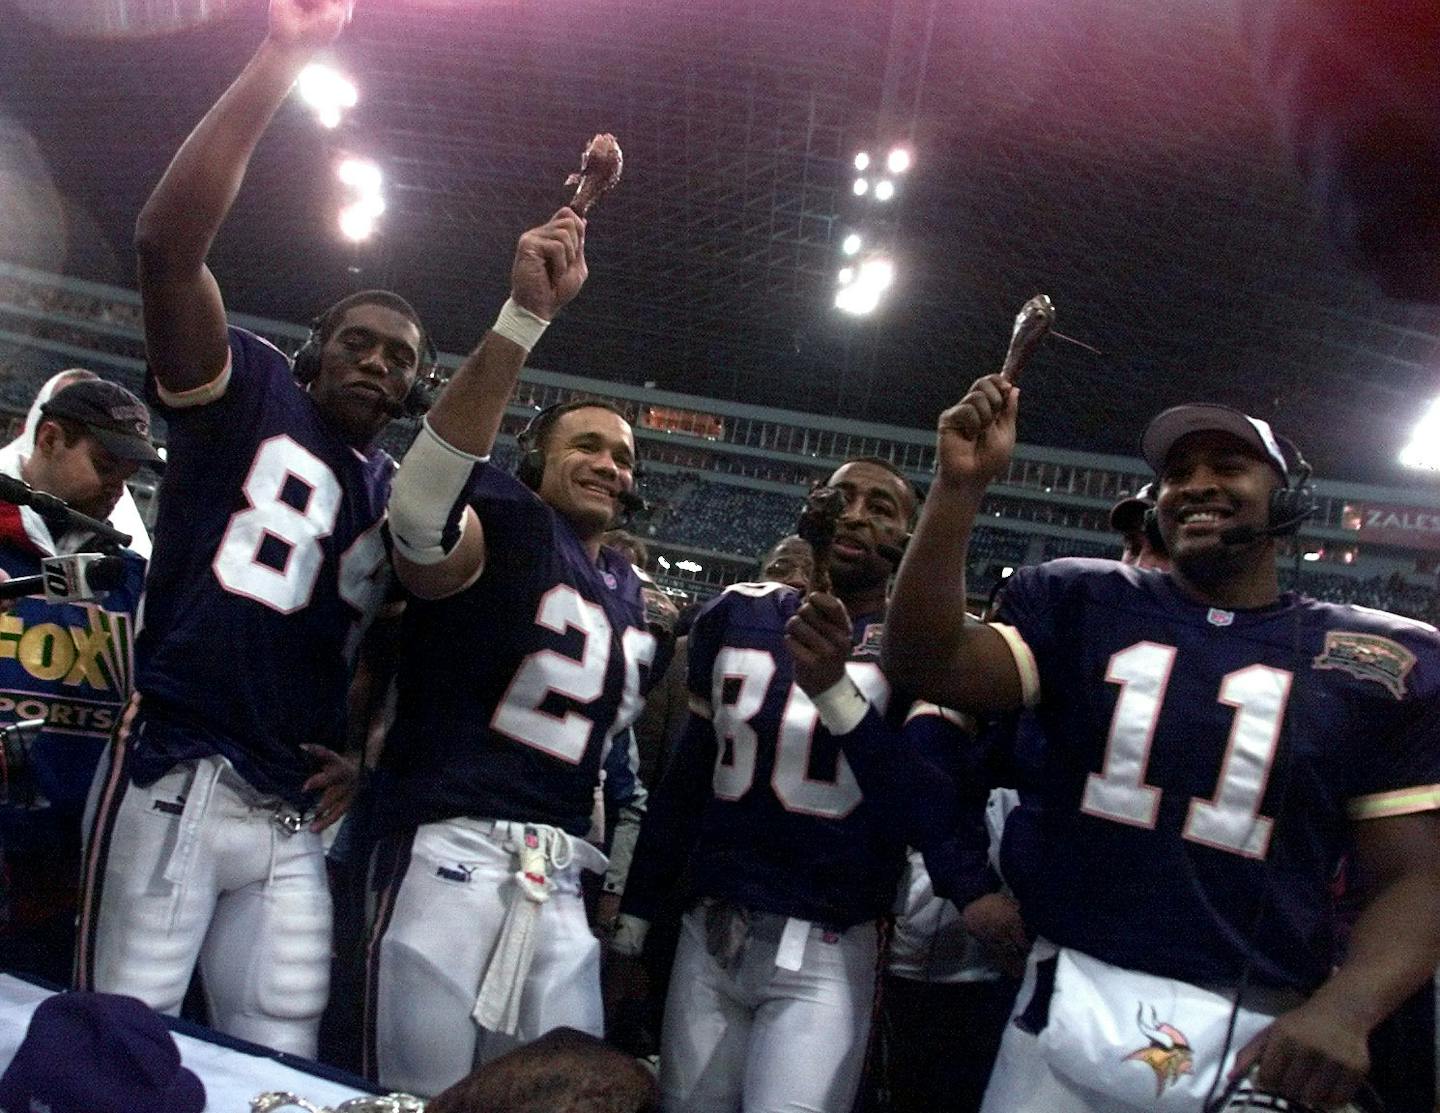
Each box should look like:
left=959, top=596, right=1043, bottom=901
left=360, top=207, right=657, bottom=1093
left=76, top=0, right=427, bottom=1059
left=614, top=458, right=975, bottom=1113
left=882, top=381, right=1440, bottom=1113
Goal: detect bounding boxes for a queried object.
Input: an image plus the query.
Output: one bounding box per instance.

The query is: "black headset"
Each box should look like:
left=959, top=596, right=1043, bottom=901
left=516, top=399, right=646, bottom=514
left=292, top=315, right=439, bottom=419
left=1143, top=436, right=1317, bottom=542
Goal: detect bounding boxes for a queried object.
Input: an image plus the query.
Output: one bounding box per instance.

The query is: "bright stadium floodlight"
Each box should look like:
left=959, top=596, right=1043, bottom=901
left=338, top=202, right=376, bottom=242
left=1400, top=397, right=1440, bottom=471
left=875, top=179, right=895, bottom=201
left=837, top=266, right=854, bottom=284
left=854, top=152, right=871, bottom=171
left=297, top=63, right=357, bottom=128
left=337, top=157, right=382, bottom=194
left=676, top=559, right=702, bottom=573
left=835, top=254, right=895, bottom=315
left=841, top=233, right=862, bottom=255
left=656, top=555, right=671, bottom=570
left=853, top=177, right=869, bottom=196
left=887, top=147, right=912, bottom=174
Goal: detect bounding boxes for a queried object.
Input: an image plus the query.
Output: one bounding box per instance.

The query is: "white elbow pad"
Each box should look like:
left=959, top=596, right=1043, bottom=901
left=388, top=418, right=487, bottom=565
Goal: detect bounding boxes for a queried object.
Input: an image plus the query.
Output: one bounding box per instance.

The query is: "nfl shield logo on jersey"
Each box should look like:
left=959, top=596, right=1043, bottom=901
left=1206, top=607, right=1235, bottom=627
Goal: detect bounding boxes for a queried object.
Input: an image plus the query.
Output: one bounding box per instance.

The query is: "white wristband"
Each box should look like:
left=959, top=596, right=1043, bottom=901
left=811, top=675, right=870, bottom=736
left=491, top=297, right=550, bottom=353
left=388, top=418, right=488, bottom=566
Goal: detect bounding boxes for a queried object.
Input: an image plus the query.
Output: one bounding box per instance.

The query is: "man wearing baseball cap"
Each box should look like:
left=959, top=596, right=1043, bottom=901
left=29, top=379, right=161, bottom=527
left=1107, top=483, right=1169, bottom=570
left=0, top=376, right=150, bottom=984
left=883, top=378, right=1440, bottom=1111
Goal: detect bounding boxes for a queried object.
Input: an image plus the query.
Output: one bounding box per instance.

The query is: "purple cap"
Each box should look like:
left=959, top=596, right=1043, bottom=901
left=1140, top=404, right=1289, bottom=482
left=0, top=992, right=205, bottom=1113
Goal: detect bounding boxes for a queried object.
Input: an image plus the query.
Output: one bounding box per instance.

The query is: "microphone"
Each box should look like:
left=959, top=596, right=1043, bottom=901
left=0, top=474, right=133, bottom=550
left=876, top=540, right=907, bottom=565
left=1218, top=509, right=1317, bottom=546
left=0, top=553, right=128, bottom=604
left=618, top=488, right=648, bottom=515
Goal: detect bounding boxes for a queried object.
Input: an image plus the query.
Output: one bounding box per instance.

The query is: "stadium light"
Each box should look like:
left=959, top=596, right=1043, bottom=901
left=656, top=556, right=671, bottom=570
left=875, top=179, right=895, bottom=201
left=835, top=255, right=895, bottom=315
left=852, top=177, right=869, bottom=196
left=854, top=152, right=870, bottom=171
left=1400, top=397, right=1440, bottom=471
left=338, top=202, right=377, bottom=242
left=841, top=233, right=862, bottom=255
left=297, top=64, right=357, bottom=129
left=337, top=158, right=382, bottom=193
left=837, top=266, right=854, bottom=284
left=887, top=147, right=912, bottom=174
left=676, top=559, right=702, bottom=573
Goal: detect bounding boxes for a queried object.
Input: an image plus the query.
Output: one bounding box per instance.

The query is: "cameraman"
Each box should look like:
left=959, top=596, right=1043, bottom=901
left=0, top=377, right=152, bottom=983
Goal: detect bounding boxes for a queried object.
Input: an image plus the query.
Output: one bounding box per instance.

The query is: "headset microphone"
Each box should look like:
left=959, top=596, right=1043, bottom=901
left=1218, top=507, right=1317, bottom=546
left=617, top=488, right=647, bottom=515
left=876, top=540, right=906, bottom=565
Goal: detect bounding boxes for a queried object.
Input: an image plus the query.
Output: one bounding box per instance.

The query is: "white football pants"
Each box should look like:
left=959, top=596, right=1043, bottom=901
left=364, top=817, right=606, bottom=1097
left=660, top=903, right=878, bottom=1113
left=77, top=750, right=331, bottom=1057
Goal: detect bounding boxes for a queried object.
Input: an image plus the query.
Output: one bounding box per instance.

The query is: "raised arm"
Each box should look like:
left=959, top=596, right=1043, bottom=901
left=387, top=209, right=587, bottom=599
left=135, top=0, right=353, bottom=395
left=882, top=374, right=1028, bottom=712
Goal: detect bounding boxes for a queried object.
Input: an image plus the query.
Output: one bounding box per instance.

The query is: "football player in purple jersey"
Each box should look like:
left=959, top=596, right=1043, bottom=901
left=361, top=204, right=658, bottom=1092
left=881, top=376, right=1440, bottom=1111
left=76, top=0, right=428, bottom=1060
left=614, top=461, right=976, bottom=1113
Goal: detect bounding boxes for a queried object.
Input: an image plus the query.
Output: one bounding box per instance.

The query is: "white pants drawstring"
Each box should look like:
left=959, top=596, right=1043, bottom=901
left=473, top=824, right=574, bottom=1035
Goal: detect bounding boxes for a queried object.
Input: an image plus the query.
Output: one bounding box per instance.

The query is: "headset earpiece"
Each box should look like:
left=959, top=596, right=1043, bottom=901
left=1266, top=441, right=1316, bottom=536
left=1142, top=507, right=1166, bottom=554
left=291, top=321, right=324, bottom=386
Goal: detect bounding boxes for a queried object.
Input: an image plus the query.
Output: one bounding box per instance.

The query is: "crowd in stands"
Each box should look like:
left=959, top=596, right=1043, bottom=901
left=0, top=276, right=1437, bottom=622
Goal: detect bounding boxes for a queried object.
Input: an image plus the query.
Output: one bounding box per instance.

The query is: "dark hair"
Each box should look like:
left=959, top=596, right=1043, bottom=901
left=833, top=455, right=920, bottom=516
left=426, top=1028, right=659, bottom=1113
left=316, top=289, right=432, bottom=368
left=523, top=398, right=632, bottom=457
left=602, top=528, right=648, bottom=568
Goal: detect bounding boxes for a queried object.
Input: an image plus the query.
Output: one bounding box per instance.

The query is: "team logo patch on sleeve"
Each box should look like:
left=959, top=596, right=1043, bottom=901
left=1123, top=1005, right=1194, bottom=1096
left=1313, top=632, right=1415, bottom=699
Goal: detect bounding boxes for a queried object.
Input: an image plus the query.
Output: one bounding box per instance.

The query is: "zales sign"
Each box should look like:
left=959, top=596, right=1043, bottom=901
left=1345, top=504, right=1440, bottom=550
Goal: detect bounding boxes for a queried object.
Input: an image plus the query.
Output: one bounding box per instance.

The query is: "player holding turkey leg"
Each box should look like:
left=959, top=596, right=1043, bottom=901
left=615, top=461, right=974, bottom=1113
left=882, top=374, right=1440, bottom=1112
left=76, top=0, right=430, bottom=1059
left=364, top=210, right=656, bottom=1095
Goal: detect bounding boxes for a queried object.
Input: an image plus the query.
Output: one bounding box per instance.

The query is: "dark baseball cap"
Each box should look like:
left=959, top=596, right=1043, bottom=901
left=1109, top=482, right=1156, bottom=533
left=1140, top=403, right=1288, bottom=483
left=40, top=379, right=161, bottom=464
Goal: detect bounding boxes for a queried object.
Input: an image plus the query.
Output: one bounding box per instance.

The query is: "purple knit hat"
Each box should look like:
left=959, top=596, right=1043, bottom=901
left=0, top=992, right=205, bottom=1113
